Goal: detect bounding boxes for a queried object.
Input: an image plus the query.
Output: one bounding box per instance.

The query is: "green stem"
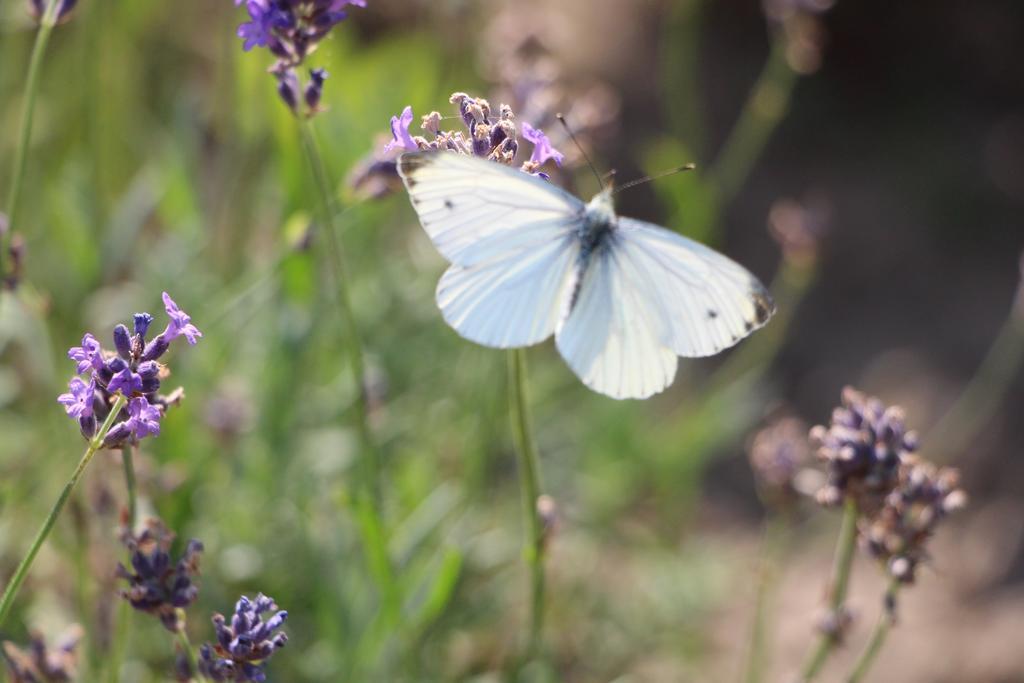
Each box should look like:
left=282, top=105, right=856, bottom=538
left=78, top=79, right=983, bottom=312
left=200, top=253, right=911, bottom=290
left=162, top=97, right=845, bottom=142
left=925, top=301, right=1024, bottom=462
left=106, top=602, right=131, bottom=683
left=707, top=30, right=799, bottom=206
left=121, top=444, right=137, bottom=529
left=296, top=117, right=400, bottom=630
left=296, top=117, right=379, bottom=497
left=2, top=0, right=63, bottom=279
left=743, top=514, right=790, bottom=683
left=800, top=497, right=859, bottom=682
left=845, top=582, right=900, bottom=683
left=508, top=349, right=546, bottom=663
left=0, top=393, right=127, bottom=626
left=176, top=618, right=201, bottom=682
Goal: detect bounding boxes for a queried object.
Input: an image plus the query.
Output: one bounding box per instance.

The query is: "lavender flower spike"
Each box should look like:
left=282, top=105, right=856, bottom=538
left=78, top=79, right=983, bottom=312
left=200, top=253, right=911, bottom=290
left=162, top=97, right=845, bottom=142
left=384, top=106, right=418, bottom=153
left=67, top=333, right=104, bottom=374
left=162, top=292, right=202, bottom=345
left=57, top=377, right=95, bottom=419
left=199, top=593, right=288, bottom=682
left=521, top=122, right=565, bottom=167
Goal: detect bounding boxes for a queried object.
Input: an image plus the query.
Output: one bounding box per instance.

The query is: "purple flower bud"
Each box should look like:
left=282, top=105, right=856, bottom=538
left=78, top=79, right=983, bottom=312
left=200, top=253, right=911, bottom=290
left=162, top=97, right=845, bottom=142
left=80, top=415, right=97, bottom=439
left=138, top=361, right=161, bottom=394
left=142, top=334, right=170, bottom=362
left=113, top=324, right=132, bottom=359
left=103, top=421, right=132, bottom=448
left=28, top=0, right=77, bottom=23
left=134, top=312, right=154, bottom=338
left=304, top=68, right=328, bottom=111
left=276, top=69, right=300, bottom=112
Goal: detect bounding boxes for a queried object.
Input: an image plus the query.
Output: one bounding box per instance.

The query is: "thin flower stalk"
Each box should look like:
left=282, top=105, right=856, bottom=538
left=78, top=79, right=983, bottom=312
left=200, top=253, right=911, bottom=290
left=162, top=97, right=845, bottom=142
left=508, top=348, right=546, bottom=662
left=845, top=580, right=899, bottom=683
left=121, top=444, right=138, bottom=529
left=926, top=269, right=1024, bottom=462
left=0, top=393, right=127, bottom=626
left=1, top=0, right=64, bottom=282
left=743, top=515, right=791, bottom=683
left=800, top=497, right=858, bottom=681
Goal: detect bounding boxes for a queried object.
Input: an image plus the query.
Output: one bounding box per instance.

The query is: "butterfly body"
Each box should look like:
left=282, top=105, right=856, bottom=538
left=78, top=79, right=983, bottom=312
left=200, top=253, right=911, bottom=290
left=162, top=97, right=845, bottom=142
left=397, top=151, right=775, bottom=400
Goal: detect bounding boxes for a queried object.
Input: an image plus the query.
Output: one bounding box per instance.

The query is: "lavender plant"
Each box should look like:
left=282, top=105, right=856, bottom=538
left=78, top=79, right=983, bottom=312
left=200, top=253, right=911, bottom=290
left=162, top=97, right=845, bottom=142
left=0, top=293, right=200, bottom=627
left=800, top=387, right=966, bottom=682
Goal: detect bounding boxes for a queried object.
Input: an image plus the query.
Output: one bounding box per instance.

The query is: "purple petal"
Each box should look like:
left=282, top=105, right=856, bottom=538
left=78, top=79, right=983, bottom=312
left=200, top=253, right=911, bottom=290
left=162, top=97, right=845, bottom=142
left=383, top=106, right=418, bottom=153
left=521, top=122, right=565, bottom=167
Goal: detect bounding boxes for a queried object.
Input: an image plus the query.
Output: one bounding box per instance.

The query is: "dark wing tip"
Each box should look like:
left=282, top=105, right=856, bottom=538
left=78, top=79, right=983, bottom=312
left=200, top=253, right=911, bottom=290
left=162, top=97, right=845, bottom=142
left=751, top=287, right=776, bottom=326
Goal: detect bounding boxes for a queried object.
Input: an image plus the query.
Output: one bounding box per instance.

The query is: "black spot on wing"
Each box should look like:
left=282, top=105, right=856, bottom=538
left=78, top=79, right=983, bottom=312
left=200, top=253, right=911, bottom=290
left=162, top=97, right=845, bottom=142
left=444, top=199, right=454, bottom=210
left=707, top=309, right=718, bottom=320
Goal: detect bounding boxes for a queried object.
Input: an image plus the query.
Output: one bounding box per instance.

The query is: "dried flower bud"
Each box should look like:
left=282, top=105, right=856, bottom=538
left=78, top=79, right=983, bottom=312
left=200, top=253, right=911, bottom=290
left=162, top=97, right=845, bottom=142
left=861, top=458, right=967, bottom=584
left=811, top=387, right=917, bottom=514
left=116, top=518, right=203, bottom=632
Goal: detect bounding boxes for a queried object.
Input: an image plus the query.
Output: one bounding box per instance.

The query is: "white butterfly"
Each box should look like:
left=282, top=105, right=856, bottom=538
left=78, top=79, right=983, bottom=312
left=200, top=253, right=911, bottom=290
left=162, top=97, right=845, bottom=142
left=397, top=151, right=775, bottom=400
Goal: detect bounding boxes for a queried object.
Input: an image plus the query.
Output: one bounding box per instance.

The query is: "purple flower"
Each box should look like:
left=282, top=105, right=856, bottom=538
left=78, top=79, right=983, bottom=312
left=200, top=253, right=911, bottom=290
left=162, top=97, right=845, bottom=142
left=68, top=333, right=104, bottom=375
left=127, top=397, right=162, bottom=438
left=108, top=368, right=143, bottom=396
left=199, top=594, right=288, bottom=682
left=521, top=122, right=564, bottom=167
left=237, top=1, right=277, bottom=51
left=162, top=292, right=202, bottom=345
left=383, top=106, right=418, bottom=154
left=57, top=377, right=95, bottom=419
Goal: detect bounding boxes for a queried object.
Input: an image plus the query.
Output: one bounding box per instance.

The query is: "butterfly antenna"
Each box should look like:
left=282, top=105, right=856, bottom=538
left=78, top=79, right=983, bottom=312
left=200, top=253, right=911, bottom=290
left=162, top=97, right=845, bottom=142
left=612, top=163, right=697, bottom=196
left=556, top=113, right=604, bottom=191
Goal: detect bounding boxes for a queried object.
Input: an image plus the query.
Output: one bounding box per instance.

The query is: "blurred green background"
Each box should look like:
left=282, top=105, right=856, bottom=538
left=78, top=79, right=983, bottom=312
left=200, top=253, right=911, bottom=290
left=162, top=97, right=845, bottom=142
left=0, top=0, right=1022, bottom=681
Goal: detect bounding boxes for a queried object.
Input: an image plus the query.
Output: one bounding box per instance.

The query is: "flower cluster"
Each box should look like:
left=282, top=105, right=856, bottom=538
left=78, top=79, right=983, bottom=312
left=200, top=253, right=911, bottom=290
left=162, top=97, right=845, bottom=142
left=384, top=93, right=564, bottom=174
left=234, top=0, right=366, bottom=116
left=115, top=518, right=204, bottom=632
left=27, top=0, right=78, bottom=24
left=198, top=594, right=288, bottom=682
left=748, top=416, right=812, bottom=509
left=58, top=292, right=200, bottom=447
left=2, top=625, right=82, bottom=682
left=810, top=386, right=918, bottom=513
left=350, top=92, right=565, bottom=198
left=861, top=458, right=967, bottom=583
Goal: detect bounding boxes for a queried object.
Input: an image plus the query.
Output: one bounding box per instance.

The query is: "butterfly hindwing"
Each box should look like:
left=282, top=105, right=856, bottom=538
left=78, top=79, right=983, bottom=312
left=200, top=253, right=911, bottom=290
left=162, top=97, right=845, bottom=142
left=555, top=239, right=679, bottom=400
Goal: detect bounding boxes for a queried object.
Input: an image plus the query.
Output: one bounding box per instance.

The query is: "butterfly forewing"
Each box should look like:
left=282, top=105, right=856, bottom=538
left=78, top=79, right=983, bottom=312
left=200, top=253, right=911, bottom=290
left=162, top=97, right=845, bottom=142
left=398, top=152, right=584, bottom=266
left=611, top=218, right=775, bottom=358
left=399, top=152, right=584, bottom=347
